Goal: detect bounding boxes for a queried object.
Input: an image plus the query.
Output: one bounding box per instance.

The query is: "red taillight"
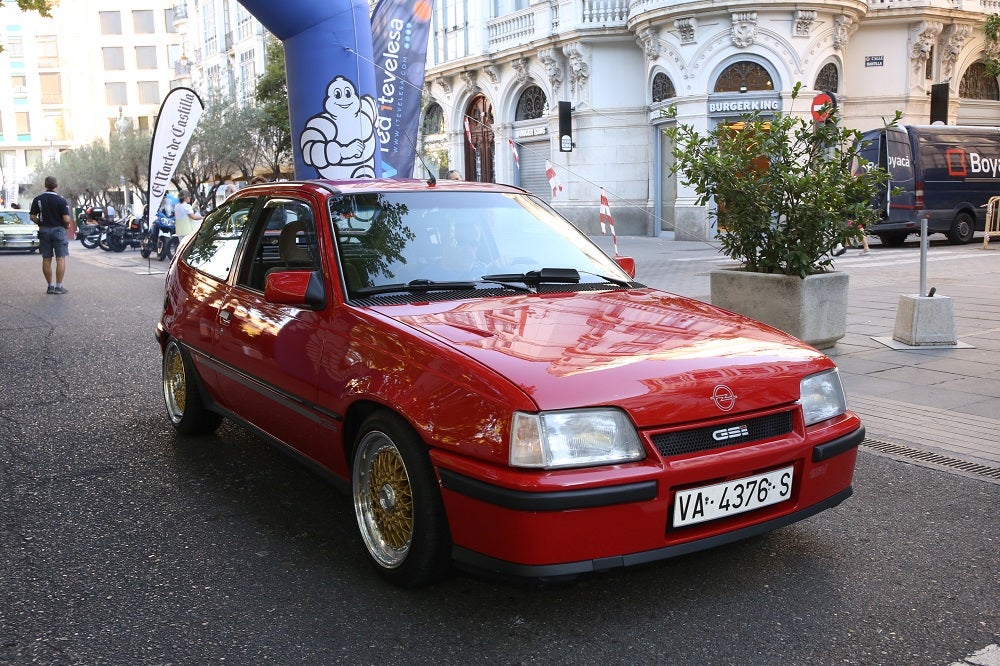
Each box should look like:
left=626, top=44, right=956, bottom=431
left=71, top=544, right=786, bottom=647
left=915, top=182, right=924, bottom=208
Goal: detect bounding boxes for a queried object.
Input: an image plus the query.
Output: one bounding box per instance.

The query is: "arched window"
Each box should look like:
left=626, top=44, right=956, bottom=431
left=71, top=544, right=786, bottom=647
left=814, top=63, right=839, bottom=93
left=421, top=103, right=444, bottom=134
left=959, top=62, right=1000, bottom=100
left=515, top=86, right=546, bottom=120
left=714, top=61, right=773, bottom=93
left=652, top=72, right=676, bottom=102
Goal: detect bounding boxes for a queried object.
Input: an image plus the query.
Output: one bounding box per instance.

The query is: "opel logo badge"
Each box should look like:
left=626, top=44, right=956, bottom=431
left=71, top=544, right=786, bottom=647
left=711, top=385, right=737, bottom=411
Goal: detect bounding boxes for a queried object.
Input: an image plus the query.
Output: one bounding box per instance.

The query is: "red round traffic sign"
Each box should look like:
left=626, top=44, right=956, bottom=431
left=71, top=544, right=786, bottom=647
left=811, top=92, right=836, bottom=122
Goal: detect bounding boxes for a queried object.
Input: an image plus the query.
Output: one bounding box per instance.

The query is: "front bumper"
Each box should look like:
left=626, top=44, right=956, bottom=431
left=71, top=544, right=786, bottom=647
left=437, top=424, right=864, bottom=579
left=0, top=237, right=40, bottom=250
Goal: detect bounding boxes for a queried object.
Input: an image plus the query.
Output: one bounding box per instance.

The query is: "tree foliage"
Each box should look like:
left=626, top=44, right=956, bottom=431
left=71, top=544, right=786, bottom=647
left=0, top=0, right=51, bottom=13
left=172, top=93, right=237, bottom=211
left=254, top=36, right=293, bottom=179
left=985, top=14, right=1000, bottom=78
left=0, top=0, right=53, bottom=53
left=663, top=83, right=897, bottom=278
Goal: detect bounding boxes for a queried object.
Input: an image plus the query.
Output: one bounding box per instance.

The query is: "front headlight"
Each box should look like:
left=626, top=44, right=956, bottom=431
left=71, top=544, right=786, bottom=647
left=510, top=408, right=645, bottom=469
left=799, top=369, right=848, bottom=426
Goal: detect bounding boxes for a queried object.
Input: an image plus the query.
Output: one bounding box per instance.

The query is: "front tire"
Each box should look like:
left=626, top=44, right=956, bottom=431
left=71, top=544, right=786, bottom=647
left=352, top=411, right=451, bottom=587
left=162, top=340, right=223, bottom=435
left=947, top=211, right=975, bottom=244
left=158, top=236, right=178, bottom=261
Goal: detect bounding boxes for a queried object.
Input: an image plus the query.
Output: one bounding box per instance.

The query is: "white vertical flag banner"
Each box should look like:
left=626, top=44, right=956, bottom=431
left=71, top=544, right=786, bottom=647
left=147, top=87, right=205, bottom=216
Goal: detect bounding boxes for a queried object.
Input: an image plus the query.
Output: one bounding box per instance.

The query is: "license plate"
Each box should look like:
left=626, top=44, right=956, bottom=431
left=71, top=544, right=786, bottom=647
left=673, top=466, right=794, bottom=528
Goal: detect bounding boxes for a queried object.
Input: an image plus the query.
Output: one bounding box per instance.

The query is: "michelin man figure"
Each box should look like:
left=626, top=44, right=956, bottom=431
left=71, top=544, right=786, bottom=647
left=301, top=75, right=378, bottom=179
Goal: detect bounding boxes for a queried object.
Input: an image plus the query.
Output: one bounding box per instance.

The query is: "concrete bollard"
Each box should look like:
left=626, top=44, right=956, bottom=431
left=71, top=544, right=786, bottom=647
left=892, top=293, right=957, bottom=345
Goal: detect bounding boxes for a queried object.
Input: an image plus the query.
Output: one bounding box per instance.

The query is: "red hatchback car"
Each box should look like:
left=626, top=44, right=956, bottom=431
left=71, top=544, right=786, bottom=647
left=156, top=179, right=864, bottom=587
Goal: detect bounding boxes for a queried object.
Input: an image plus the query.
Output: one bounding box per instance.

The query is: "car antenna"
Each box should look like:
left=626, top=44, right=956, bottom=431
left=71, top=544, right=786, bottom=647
left=399, top=126, right=437, bottom=186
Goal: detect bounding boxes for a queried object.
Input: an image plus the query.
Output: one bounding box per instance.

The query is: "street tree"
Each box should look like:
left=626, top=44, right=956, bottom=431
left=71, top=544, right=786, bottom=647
left=45, top=140, right=118, bottom=210
left=254, top=36, right=292, bottom=179
left=222, top=103, right=269, bottom=185
left=985, top=14, right=1000, bottom=77
left=172, top=93, right=237, bottom=211
left=110, top=117, right=152, bottom=210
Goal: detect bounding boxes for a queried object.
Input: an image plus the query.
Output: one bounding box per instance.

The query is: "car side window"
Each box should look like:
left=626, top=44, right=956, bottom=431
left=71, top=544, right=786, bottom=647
left=182, top=198, right=256, bottom=281
left=239, top=198, right=320, bottom=292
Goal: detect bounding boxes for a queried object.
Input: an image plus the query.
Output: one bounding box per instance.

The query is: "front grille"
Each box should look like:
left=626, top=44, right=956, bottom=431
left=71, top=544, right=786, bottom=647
left=652, top=411, right=794, bottom=458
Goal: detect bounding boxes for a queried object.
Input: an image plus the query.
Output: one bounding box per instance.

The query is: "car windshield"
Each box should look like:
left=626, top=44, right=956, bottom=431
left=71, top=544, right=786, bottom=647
left=0, top=210, right=31, bottom=225
left=327, top=190, right=631, bottom=294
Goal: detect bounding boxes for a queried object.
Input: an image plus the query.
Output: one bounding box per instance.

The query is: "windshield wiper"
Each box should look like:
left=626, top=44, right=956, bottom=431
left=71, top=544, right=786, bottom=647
left=480, top=268, right=581, bottom=285
left=352, top=279, right=478, bottom=297
left=480, top=268, right=635, bottom=290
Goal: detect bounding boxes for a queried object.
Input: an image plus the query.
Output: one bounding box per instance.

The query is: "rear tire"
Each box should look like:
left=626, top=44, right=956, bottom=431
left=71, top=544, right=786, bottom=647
left=351, top=411, right=451, bottom=587
left=947, top=211, right=975, bottom=244
left=162, top=340, right=223, bottom=435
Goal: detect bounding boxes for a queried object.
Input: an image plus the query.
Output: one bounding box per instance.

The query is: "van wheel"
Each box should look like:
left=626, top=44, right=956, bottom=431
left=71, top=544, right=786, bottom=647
left=877, top=233, right=907, bottom=247
left=947, top=212, right=975, bottom=244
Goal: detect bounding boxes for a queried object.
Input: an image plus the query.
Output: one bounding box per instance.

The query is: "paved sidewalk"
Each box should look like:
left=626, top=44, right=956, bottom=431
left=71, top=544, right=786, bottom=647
left=591, top=233, right=1000, bottom=480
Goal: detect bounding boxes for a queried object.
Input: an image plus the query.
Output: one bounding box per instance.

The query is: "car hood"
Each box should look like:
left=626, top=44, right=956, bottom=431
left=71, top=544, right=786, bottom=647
left=376, top=289, right=831, bottom=426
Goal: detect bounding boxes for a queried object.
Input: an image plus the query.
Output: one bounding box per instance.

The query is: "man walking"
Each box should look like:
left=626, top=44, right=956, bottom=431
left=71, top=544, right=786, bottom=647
left=29, top=176, right=73, bottom=295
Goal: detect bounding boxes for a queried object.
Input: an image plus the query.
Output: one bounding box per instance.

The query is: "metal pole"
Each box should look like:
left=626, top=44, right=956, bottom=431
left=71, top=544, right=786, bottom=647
left=919, top=215, right=928, bottom=297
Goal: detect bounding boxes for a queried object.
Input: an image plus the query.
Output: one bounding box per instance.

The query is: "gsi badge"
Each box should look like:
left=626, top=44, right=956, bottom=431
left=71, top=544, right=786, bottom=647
left=712, top=425, right=749, bottom=442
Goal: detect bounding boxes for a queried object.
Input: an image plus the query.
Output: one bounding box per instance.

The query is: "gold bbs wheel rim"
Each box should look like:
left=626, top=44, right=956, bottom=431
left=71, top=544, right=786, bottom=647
left=353, top=432, right=413, bottom=568
left=162, top=343, right=187, bottom=423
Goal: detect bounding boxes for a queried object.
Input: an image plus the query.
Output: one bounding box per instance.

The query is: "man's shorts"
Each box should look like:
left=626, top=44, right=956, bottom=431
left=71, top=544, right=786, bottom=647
left=38, top=226, right=69, bottom=259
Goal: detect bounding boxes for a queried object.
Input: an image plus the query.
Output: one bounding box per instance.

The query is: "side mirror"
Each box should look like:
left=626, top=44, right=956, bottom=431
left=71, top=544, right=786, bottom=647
left=614, top=256, right=636, bottom=279
left=265, top=269, right=326, bottom=309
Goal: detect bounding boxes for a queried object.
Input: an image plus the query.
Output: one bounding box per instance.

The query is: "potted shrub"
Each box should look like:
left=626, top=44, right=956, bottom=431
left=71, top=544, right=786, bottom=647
left=662, top=83, right=894, bottom=348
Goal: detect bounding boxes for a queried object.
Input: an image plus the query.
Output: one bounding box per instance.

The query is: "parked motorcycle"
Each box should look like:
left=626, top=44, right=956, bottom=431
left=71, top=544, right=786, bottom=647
left=77, top=208, right=103, bottom=249
left=140, top=210, right=178, bottom=261
left=101, top=214, right=143, bottom=253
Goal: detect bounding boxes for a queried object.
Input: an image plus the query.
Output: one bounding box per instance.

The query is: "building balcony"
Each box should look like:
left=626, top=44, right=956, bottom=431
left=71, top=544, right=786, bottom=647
left=487, top=1, right=629, bottom=53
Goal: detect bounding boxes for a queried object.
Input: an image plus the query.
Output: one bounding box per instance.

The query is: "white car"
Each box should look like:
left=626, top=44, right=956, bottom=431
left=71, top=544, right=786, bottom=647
left=0, top=209, right=39, bottom=253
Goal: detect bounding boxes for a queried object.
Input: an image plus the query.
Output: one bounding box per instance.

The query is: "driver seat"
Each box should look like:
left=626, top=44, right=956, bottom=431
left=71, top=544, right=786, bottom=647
left=277, top=219, right=312, bottom=267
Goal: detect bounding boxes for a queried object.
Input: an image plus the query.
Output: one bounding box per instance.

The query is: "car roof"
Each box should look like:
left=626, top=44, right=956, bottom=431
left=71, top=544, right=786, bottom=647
left=234, top=178, right=531, bottom=197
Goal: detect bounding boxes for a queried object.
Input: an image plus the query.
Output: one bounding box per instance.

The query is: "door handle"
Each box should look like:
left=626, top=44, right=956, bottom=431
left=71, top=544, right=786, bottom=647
left=219, top=309, right=232, bottom=325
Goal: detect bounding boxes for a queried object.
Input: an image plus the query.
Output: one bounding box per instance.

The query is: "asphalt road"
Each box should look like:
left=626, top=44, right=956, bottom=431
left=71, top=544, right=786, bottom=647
left=1, top=246, right=997, bottom=665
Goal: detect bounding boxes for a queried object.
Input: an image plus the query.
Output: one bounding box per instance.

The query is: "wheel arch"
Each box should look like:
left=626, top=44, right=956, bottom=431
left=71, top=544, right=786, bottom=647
left=341, top=399, right=429, bottom=474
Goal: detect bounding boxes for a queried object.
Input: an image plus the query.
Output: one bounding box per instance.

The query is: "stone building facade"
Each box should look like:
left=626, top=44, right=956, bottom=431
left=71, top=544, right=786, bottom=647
left=420, top=0, right=1000, bottom=239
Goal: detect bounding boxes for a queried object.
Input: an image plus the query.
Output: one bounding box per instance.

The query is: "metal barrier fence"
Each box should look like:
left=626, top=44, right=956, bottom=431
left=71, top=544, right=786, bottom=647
left=985, top=196, right=1000, bottom=249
